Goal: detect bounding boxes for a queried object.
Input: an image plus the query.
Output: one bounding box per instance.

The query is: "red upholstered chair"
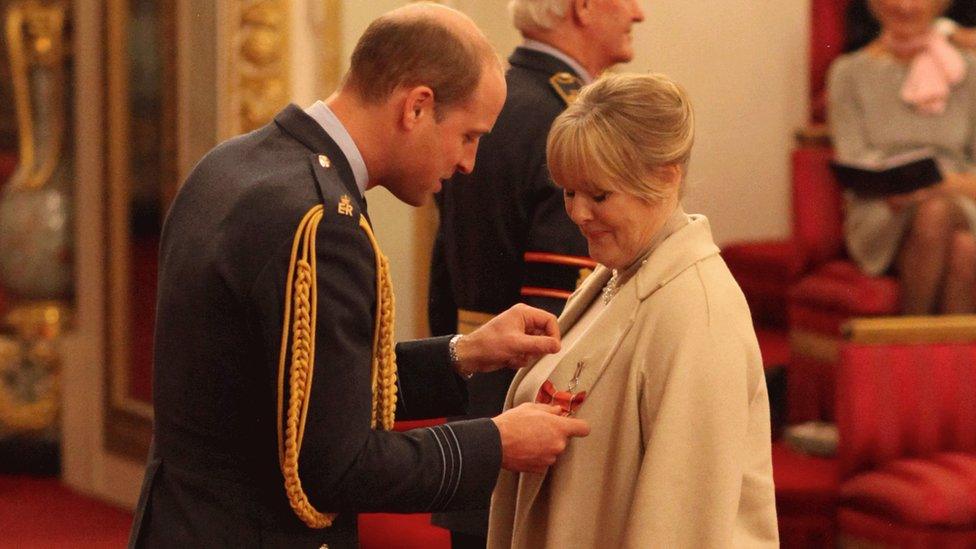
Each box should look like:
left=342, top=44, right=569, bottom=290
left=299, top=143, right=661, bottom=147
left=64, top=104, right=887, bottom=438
left=784, top=149, right=902, bottom=424
left=836, top=339, right=976, bottom=547
left=723, top=0, right=854, bottom=374
left=809, top=0, right=852, bottom=125
left=723, top=0, right=908, bottom=423
left=723, top=4, right=856, bottom=540
left=725, top=144, right=851, bottom=328
left=772, top=440, right=841, bottom=548
left=726, top=143, right=903, bottom=424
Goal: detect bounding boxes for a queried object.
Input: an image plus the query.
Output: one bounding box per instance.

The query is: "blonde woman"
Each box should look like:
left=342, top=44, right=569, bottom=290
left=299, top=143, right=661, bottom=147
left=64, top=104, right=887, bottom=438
left=487, top=73, right=779, bottom=548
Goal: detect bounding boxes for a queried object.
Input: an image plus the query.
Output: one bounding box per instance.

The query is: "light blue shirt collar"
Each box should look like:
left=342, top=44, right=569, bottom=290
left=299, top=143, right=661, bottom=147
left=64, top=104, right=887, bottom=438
left=520, top=39, right=594, bottom=84
left=304, top=101, right=369, bottom=197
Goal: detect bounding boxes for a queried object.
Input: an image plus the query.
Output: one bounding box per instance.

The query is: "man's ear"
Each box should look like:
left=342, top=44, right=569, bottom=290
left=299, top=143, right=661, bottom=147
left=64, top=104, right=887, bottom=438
left=399, top=85, right=435, bottom=130
left=572, top=0, right=592, bottom=26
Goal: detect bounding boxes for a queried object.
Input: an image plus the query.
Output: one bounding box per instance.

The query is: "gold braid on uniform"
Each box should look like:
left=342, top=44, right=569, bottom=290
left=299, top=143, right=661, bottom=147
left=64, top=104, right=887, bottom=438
left=276, top=206, right=398, bottom=529
left=360, top=215, right=398, bottom=432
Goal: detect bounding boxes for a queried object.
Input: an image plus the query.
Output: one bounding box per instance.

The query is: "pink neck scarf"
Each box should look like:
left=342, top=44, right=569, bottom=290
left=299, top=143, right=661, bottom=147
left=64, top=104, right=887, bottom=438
left=882, top=29, right=966, bottom=115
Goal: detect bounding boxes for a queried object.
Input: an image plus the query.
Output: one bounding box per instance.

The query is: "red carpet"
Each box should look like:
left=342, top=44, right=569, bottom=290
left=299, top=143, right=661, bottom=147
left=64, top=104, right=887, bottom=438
left=0, top=476, right=132, bottom=548
left=0, top=475, right=450, bottom=548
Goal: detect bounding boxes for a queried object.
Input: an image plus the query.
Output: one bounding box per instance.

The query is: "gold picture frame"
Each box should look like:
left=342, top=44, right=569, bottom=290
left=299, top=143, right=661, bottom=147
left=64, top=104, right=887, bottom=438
left=103, top=0, right=178, bottom=460
left=102, top=0, right=349, bottom=460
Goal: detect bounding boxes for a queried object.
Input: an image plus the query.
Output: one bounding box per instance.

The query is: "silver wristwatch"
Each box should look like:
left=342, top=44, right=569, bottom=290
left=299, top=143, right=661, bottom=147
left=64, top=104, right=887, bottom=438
left=449, top=334, right=474, bottom=379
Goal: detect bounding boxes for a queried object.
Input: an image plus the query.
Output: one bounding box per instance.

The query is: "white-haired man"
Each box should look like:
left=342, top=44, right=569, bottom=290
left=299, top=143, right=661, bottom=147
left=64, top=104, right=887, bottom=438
left=429, top=1, right=644, bottom=547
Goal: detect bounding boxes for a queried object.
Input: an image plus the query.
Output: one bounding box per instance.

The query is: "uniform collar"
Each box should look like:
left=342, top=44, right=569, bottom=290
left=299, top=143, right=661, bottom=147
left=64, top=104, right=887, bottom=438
left=273, top=104, right=364, bottom=210
left=518, top=40, right=593, bottom=84
left=304, top=101, right=369, bottom=197
left=509, top=46, right=587, bottom=82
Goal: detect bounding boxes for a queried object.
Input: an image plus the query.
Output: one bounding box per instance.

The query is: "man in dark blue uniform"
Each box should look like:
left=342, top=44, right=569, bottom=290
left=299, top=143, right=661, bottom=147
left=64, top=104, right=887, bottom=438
left=429, top=0, right=645, bottom=546
left=129, top=5, right=589, bottom=548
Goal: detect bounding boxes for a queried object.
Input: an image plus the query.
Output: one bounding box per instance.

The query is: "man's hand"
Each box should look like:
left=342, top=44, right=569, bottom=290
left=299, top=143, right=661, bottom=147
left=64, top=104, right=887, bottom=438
left=492, top=403, right=590, bottom=474
left=455, top=303, right=560, bottom=374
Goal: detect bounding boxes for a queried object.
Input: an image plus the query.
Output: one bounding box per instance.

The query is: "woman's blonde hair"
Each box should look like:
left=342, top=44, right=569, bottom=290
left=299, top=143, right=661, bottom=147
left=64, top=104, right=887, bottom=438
left=546, top=72, right=695, bottom=202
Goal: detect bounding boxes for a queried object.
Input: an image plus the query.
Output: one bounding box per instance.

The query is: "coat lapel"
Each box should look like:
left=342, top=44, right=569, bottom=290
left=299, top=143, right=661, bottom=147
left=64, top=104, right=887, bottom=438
left=632, top=214, right=721, bottom=301
left=508, top=215, right=720, bottom=415
left=507, top=266, right=638, bottom=536
left=503, top=265, right=608, bottom=412
left=556, top=266, right=609, bottom=343
left=505, top=215, right=723, bottom=538
left=547, top=268, right=641, bottom=403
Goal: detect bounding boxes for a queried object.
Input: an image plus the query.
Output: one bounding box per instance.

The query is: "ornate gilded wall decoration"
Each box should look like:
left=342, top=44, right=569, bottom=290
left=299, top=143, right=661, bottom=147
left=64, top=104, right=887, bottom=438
left=0, top=0, right=72, bottom=301
left=0, top=304, right=66, bottom=437
left=313, top=0, right=342, bottom=97
left=0, top=1, right=71, bottom=467
left=236, top=0, right=292, bottom=134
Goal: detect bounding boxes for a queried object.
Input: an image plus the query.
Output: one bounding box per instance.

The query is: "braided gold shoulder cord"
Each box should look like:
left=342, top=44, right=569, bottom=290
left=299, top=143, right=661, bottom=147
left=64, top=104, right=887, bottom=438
left=276, top=206, right=398, bottom=528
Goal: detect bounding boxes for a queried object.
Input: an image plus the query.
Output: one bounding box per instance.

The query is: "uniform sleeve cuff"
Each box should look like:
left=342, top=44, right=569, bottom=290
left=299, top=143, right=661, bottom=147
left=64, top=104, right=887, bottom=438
left=424, top=418, right=502, bottom=511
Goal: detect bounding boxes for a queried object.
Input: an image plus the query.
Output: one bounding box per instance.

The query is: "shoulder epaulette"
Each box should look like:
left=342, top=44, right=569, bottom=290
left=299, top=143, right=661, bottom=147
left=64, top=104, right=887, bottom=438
left=549, top=72, right=584, bottom=106
left=311, top=153, right=362, bottom=225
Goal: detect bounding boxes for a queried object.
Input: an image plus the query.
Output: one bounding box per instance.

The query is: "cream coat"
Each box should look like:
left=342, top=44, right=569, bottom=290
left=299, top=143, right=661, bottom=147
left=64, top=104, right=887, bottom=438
left=488, top=215, right=779, bottom=548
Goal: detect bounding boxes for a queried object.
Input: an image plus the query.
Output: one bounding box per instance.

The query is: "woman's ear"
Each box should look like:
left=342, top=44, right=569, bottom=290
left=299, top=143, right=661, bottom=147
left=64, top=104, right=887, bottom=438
left=659, top=164, right=683, bottom=190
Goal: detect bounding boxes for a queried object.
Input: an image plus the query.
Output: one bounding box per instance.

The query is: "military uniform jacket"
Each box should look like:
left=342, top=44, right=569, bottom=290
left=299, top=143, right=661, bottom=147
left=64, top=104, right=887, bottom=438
left=129, top=105, right=501, bottom=548
left=428, top=47, right=593, bottom=535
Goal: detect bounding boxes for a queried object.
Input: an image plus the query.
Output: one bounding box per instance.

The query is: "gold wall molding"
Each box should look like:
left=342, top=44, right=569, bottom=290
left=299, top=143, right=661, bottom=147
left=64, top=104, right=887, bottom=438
left=6, top=0, right=67, bottom=191
left=220, top=0, right=292, bottom=137
left=104, top=0, right=148, bottom=459
left=843, top=315, right=976, bottom=345
left=314, top=0, right=342, bottom=97
left=103, top=0, right=179, bottom=460
left=791, top=316, right=976, bottom=368
left=790, top=329, right=840, bottom=364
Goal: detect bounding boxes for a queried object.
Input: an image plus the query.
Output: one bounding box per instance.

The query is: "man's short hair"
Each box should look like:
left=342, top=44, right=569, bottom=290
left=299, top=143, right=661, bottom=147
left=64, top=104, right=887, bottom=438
left=345, top=10, right=492, bottom=114
left=508, top=0, right=570, bottom=34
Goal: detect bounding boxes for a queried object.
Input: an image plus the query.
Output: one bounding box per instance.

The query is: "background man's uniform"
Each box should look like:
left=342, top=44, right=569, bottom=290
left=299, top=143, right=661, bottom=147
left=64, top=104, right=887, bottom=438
left=429, top=45, right=594, bottom=541
left=130, top=104, right=501, bottom=548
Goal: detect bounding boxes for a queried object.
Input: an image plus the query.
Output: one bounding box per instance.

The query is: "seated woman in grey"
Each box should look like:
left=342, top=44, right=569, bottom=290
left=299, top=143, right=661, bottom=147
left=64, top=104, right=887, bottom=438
left=829, top=0, right=976, bottom=314
left=487, top=73, right=778, bottom=548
